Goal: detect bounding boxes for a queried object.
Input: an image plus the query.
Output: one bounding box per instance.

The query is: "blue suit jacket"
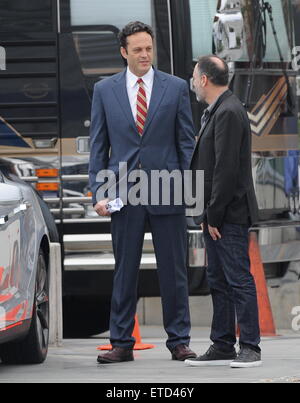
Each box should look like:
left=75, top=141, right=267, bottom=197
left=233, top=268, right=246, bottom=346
left=89, top=68, right=196, bottom=215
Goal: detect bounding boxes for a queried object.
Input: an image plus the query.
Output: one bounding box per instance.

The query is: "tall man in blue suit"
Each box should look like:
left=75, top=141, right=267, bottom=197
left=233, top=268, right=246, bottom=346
left=89, top=21, right=196, bottom=364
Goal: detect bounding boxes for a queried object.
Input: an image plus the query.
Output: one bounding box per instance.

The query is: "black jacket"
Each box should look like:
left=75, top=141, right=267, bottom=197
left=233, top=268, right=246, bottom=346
left=190, top=90, right=259, bottom=228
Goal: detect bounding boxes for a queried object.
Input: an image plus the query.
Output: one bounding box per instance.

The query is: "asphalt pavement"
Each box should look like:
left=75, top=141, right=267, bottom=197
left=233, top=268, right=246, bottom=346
left=0, top=327, right=300, bottom=384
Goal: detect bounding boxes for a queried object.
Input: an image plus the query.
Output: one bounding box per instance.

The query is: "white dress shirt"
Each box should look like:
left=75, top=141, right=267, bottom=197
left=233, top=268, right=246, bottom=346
left=126, top=67, right=154, bottom=121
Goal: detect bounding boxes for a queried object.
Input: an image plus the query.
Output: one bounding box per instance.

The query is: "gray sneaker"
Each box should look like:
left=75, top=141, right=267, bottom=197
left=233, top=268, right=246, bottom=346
left=230, top=346, right=262, bottom=368
left=185, top=345, right=237, bottom=367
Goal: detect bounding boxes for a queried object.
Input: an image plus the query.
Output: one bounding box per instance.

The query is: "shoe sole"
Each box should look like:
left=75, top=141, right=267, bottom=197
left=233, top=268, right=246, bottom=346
left=185, top=359, right=235, bottom=367
left=230, top=360, right=262, bottom=368
left=172, top=355, right=197, bottom=362
left=97, top=357, right=134, bottom=364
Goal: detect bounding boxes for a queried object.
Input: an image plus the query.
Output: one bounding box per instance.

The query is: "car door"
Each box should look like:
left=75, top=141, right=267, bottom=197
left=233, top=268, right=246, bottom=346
left=0, top=181, right=25, bottom=331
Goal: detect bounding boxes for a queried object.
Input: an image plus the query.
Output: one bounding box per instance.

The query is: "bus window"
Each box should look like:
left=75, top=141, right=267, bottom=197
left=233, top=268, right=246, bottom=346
left=189, top=0, right=292, bottom=64
left=189, top=0, right=218, bottom=61
left=73, top=31, right=124, bottom=77
left=72, top=29, right=124, bottom=96
left=239, top=0, right=292, bottom=63
left=263, top=0, right=292, bottom=62
left=70, top=0, right=152, bottom=29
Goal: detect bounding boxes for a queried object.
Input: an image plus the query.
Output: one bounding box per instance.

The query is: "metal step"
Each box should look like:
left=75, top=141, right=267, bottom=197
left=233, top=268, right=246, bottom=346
left=51, top=207, right=85, bottom=216
left=64, top=253, right=157, bottom=271
left=63, top=233, right=154, bottom=253
left=63, top=230, right=207, bottom=269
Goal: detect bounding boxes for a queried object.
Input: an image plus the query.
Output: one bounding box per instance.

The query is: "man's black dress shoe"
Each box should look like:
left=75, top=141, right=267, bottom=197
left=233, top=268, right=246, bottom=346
left=97, top=347, right=134, bottom=364
left=171, top=344, right=197, bottom=361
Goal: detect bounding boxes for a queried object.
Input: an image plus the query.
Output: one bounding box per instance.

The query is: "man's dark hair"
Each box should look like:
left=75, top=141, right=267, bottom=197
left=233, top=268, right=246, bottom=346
left=197, top=55, right=229, bottom=86
left=119, top=21, right=154, bottom=50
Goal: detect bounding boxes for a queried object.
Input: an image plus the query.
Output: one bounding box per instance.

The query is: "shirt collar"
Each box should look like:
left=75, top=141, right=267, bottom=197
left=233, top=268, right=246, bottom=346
left=206, top=89, right=228, bottom=114
left=126, top=66, right=154, bottom=89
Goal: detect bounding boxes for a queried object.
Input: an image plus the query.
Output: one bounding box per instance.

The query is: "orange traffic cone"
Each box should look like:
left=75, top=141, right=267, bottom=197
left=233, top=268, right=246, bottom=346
left=97, top=314, right=156, bottom=351
left=249, top=231, right=277, bottom=336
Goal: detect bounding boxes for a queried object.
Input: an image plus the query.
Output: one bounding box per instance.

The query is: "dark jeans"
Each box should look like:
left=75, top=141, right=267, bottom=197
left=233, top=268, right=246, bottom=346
left=203, top=223, right=261, bottom=351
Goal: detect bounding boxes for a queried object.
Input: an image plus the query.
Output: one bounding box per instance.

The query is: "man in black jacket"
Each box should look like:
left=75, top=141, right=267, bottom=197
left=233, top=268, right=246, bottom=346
left=186, top=56, right=262, bottom=368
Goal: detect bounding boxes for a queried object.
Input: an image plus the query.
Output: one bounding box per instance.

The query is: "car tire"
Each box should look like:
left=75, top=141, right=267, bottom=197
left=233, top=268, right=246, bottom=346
left=0, top=249, right=50, bottom=364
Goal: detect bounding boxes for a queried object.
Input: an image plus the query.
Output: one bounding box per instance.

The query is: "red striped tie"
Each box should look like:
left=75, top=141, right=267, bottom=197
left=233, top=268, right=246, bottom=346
left=136, top=78, right=147, bottom=135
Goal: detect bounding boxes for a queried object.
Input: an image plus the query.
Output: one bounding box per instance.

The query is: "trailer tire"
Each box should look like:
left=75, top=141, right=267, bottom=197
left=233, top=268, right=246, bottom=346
left=63, top=295, right=111, bottom=338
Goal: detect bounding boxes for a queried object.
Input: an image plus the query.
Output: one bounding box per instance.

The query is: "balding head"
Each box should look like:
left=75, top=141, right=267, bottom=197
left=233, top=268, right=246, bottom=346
left=196, top=55, right=229, bottom=87
left=193, top=55, right=229, bottom=104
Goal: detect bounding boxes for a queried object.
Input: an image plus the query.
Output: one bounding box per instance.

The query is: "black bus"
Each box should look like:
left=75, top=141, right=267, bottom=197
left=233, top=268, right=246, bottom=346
left=0, top=0, right=299, bottom=337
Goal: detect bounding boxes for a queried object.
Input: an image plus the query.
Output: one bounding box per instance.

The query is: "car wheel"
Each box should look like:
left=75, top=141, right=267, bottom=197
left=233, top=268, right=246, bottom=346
left=0, top=249, right=49, bottom=364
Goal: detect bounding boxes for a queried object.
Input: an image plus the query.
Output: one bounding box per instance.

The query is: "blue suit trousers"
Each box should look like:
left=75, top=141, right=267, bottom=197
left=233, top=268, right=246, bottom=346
left=109, top=204, right=191, bottom=351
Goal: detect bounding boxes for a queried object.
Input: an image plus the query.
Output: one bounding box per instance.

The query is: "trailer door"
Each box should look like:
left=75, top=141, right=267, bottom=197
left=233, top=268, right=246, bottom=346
left=0, top=0, right=62, bottom=221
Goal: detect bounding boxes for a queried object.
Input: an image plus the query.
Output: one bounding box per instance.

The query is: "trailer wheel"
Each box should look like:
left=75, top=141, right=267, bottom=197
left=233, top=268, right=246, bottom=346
left=63, top=295, right=111, bottom=338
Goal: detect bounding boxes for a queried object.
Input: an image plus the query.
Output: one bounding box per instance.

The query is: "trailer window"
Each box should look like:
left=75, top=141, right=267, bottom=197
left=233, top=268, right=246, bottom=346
left=240, top=0, right=293, bottom=63
left=189, top=0, right=292, bottom=63
left=70, top=0, right=152, bottom=29
left=263, top=0, right=292, bottom=62
left=72, top=30, right=124, bottom=81
left=69, top=0, right=160, bottom=91
left=189, top=0, right=218, bottom=61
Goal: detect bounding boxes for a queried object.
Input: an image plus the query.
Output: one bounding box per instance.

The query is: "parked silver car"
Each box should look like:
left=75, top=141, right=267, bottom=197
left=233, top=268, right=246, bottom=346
left=0, top=170, right=51, bottom=364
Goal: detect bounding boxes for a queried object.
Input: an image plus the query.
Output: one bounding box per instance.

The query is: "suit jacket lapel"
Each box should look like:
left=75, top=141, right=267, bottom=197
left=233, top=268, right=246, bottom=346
left=142, top=69, right=168, bottom=136
left=111, top=68, right=168, bottom=137
left=112, top=70, right=139, bottom=134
